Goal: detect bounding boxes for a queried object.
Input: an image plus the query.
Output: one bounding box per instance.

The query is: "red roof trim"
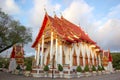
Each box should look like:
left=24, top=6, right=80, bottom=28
left=32, top=14, right=48, bottom=47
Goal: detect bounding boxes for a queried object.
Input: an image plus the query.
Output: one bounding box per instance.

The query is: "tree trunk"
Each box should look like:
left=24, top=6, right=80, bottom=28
left=0, top=44, right=13, bottom=53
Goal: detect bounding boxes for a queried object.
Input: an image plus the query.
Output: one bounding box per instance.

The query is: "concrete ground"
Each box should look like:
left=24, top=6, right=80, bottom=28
left=0, top=71, right=120, bottom=80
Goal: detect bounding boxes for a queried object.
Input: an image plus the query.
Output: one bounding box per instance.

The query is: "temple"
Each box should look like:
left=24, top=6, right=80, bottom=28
left=31, top=12, right=113, bottom=77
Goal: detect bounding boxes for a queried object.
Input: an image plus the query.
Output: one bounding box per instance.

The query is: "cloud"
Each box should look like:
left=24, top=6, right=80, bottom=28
left=0, top=0, right=20, bottom=15
left=96, top=19, right=120, bottom=51
left=107, top=4, right=120, bottom=19
left=24, top=43, right=35, bottom=57
left=28, top=0, right=61, bottom=40
left=95, top=4, right=120, bottom=51
left=63, top=0, right=93, bottom=24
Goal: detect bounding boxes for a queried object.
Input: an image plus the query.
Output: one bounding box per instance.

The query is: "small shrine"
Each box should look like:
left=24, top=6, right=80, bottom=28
left=10, top=44, right=24, bottom=65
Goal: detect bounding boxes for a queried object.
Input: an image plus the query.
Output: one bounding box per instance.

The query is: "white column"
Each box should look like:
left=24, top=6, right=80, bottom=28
left=91, top=48, right=94, bottom=65
left=86, top=45, right=89, bottom=66
left=36, top=43, right=40, bottom=66
left=50, top=32, right=53, bottom=63
left=55, top=38, right=58, bottom=67
left=59, top=45, right=62, bottom=65
left=35, top=50, right=37, bottom=60
left=41, top=35, right=44, bottom=67
left=98, top=55, right=101, bottom=66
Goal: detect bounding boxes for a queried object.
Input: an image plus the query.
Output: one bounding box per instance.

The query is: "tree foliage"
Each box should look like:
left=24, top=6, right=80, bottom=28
left=0, top=9, right=32, bottom=53
left=44, top=65, right=49, bottom=71
left=98, top=65, right=102, bottom=71
left=24, top=57, right=33, bottom=71
left=84, top=65, right=89, bottom=72
left=58, top=64, right=63, bottom=71
left=92, top=65, right=96, bottom=71
left=76, top=65, right=82, bottom=72
left=111, top=53, right=120, bottom=70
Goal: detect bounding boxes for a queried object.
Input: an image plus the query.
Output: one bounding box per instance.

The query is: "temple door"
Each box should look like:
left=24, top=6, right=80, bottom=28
left=85, top=53, right=88, bottom=65
left=79, top=52, right=83, bottom=66
left=73, top=51, right=77, bottom=66
left=53, top=55, right=55, bottom=68
left=62, top=51, right=65, bottom=65
left=46, top=53, right=50, bottom=65
left=90, top=54, right=92, bottom=65
left=94, top=55, right=97, bottom=66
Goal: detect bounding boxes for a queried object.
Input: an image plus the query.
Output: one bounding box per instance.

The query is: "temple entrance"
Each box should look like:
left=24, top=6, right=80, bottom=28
left=90, top=54, right=92, bottom=65
left=52, top=55, right=55, bottom=68
left=79, top=52, right=83, bottom=66
left=73, top=51, right=77, bottom=66
left=62, top=51, right=65, bottom=65
left=94, top=55, right=97, bottom=66
left=85, top=53, right=88, bottom=65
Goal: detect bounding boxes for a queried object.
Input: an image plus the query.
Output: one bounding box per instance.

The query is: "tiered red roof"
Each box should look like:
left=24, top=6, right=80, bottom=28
left=32, top=13, right=96, bottom=48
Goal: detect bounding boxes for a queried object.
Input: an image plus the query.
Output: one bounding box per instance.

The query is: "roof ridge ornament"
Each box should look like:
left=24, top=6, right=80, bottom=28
left=53, top=10, right=57, bottom=18
left=60, top=12, right=63, bottom=19
left=43, top=4, right=48, bottom=15
left=44, top=8, right=47, bottom=14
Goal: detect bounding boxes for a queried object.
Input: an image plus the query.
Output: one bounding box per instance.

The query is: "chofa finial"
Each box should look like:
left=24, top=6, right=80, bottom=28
left=53, top=8, right=57, bottom=17
left=44, top=8, right=47, bottom=14
left=60, top=12, right=63, bottom=19
left=44, top=5, right=48, bottom=14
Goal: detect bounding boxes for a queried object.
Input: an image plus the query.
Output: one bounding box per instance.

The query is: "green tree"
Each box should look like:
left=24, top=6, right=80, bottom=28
left=76, top=66, right=82, bottom=72
left=24, top=57, right=33, bottom=71
left=84, top=65, right=89, bottom=72
left=58, top=64, right=63, bottom=71
left=111, top=53, right=120, bottom=70
left=92, top=65, right=96, bottom=71
left=98, top=65, right=102, bottom=71
left=0, top=9, right=32, bottom=53
left=44, top=65, right=49, bottom=71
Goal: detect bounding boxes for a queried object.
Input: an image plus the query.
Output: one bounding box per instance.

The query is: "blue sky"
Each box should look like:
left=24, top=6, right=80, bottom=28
left=0, top=0, right=120, bottom=57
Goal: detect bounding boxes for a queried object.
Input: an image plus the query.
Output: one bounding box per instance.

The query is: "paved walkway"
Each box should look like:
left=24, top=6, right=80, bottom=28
left=0, top=71, right=120, bottom=80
